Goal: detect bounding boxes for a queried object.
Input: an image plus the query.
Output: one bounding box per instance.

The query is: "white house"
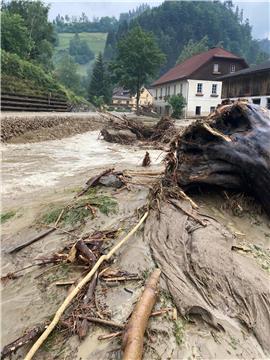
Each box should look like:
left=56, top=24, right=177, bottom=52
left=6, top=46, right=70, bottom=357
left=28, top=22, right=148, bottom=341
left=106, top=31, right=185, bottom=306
left=152, top=47, right=248, bottom=117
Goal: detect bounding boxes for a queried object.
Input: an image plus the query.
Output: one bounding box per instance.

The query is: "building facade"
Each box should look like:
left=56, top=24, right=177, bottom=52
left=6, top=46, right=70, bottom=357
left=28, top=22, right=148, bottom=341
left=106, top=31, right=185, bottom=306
left=111, top=87, right=153, bottom=110
left=152, top=47, right=247, bottom=117
left=219, top=60, right=270, bottom=109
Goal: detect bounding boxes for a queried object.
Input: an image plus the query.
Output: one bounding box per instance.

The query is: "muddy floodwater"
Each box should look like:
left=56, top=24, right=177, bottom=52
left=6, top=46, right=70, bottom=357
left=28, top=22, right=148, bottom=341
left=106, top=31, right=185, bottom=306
left=1, top=130, right=163, bottom=202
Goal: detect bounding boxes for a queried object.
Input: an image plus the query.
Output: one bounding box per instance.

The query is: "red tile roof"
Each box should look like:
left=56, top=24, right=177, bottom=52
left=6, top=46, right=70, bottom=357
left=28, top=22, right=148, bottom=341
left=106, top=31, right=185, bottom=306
left=153, top=47, right=245, bottom=86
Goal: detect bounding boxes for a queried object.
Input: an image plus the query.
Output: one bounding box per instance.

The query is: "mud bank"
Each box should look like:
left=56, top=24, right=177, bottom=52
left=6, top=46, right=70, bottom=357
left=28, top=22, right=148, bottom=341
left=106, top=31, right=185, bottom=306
left=1, top=112, right=106, bottom=143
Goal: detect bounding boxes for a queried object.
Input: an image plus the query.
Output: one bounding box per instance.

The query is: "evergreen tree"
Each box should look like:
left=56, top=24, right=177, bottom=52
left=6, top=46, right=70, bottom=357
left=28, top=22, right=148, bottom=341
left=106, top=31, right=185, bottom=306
left=176, top=36, right=209, bottom=64
left=88, top=53, right=111, bottom=104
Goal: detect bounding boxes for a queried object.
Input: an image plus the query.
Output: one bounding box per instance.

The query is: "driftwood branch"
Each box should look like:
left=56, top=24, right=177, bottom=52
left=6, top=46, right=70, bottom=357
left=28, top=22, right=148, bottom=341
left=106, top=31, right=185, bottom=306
left=24, top=211, right=148, bottom=360
left=77, top=168, right=114, bottom=197
left=122, top=268, right=161, bottom=360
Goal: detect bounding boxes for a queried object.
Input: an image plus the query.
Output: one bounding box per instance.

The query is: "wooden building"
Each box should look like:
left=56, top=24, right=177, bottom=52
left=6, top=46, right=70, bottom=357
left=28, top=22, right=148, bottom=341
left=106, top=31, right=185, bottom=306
left=219, top=60, right=270, bottom=109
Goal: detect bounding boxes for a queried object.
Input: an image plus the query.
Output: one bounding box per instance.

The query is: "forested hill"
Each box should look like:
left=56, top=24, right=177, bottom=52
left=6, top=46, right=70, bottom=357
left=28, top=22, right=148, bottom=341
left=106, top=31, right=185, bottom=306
left=104, top=1, right=267, bottom=74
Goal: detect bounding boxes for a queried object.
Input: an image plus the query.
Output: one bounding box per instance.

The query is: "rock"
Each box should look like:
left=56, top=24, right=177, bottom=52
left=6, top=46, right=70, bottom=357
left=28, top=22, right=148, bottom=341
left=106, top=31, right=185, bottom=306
left=99, top=174, right=124, bottom=188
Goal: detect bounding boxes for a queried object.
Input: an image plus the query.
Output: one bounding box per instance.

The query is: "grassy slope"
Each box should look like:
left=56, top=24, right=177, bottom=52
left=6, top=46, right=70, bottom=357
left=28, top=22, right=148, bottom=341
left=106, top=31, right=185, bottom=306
left=54, top=32, right=107, bottom=76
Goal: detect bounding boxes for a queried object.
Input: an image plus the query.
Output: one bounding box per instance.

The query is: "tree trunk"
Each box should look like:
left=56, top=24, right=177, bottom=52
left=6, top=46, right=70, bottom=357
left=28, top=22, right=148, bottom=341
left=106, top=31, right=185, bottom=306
left=168, top=101, right=270, bottom=215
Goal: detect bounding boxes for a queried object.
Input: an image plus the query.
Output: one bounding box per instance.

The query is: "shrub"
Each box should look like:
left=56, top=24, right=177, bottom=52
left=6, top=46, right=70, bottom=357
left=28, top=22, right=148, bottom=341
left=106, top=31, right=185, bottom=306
left=168, top=94, right=186, bottom=118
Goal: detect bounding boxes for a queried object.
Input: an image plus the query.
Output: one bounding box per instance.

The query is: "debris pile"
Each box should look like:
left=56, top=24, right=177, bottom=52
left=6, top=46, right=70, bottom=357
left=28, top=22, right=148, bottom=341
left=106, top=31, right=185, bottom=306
left=100, top=112, right=176, bottom=145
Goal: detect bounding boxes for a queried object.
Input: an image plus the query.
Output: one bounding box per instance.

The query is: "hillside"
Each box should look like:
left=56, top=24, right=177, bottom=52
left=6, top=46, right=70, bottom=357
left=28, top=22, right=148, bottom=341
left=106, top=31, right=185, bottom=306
left=54, top=32, right=107, bottom=76
left=104, top=1, right=267, bottom=74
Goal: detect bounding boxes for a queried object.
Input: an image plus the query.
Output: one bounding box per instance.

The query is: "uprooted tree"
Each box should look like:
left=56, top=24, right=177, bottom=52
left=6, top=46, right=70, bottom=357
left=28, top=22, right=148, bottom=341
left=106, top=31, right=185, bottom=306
left=165, top=101, right=270, bottom=215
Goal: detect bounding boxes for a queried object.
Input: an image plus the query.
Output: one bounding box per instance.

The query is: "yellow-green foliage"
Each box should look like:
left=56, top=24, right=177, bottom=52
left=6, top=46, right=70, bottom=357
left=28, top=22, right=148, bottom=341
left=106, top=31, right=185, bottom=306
left=54, top=32, right=107, bottom=76
left=1, top=210, right=16, bottom=224
left=1, top=50, right=66, bottom=97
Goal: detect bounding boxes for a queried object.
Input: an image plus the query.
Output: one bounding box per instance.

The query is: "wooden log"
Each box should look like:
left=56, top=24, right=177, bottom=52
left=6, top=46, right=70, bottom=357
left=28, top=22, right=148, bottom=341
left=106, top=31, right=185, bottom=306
left=77, top=168, right=114, bottom=197
left=122, top=268, right=161, bottom=360
left=75, top=240, right=96, bottom=264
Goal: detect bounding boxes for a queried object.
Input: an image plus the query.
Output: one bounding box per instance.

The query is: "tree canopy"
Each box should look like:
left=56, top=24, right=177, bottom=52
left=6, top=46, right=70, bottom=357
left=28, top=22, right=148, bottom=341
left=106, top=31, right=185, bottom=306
left=176, top=36, right=209, bottom=64
left=1, top=11, right=33, bottom=58
left=112, top=26, right=165, bottom=109
left=105, top=1, right=268, bottom=72
left=69, top=33, right=95, bottom=64
left=2, top=0, right=55, bottom=68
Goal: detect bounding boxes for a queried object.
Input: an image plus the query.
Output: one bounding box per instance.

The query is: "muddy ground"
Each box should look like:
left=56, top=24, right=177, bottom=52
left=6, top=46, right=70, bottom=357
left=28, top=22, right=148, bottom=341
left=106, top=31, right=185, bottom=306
left=1, top=120, right=270, bottom=359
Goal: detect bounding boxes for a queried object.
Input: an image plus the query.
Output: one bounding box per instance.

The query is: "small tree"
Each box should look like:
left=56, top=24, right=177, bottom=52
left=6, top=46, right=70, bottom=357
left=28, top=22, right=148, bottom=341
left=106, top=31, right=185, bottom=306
left=176, top=36, right=209, bottom=64
left=88, top=52, right=111, bottom=104
left=113, top=26, right=165, bottom=111
left=168, top=95, right=186, bottom=118
left=55, top=55, right=82, bottom=94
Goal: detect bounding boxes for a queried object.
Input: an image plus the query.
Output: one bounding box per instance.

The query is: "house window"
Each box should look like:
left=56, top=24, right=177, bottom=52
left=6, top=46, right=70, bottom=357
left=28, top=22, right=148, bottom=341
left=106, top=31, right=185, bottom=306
left=180, top=83, right=183, bottom=95
left=126, top=100, right=129, bottom=105
left=197, top=83, right=203, bottom=94
left=252, top=98, right=261, bottom=105
left=212, top=84, right=217, bottom=94
left=168, top=86, right=170, bottom=95
left=230, top=64, right=236, bottom=73
left=210, top=106, right=216, bottom=113
left=213, top=64, right=219, bottom=73
left=160, top=88, right=163, bottom=97
left=267, top=98, right=270, bottom=110
left=195, top=106, right=201, bottom=115
left=174, top=84, right=176, bottom=95
left=155, top=89, right=158, bottom=98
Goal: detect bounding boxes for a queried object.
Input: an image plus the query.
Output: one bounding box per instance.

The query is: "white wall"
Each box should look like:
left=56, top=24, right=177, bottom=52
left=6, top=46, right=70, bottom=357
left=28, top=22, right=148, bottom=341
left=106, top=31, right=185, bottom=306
left=153, top=79, right=222, bottom=117
left=186, top=79, right=222, bottom=117
left=153, top=80, right=188, bottom=115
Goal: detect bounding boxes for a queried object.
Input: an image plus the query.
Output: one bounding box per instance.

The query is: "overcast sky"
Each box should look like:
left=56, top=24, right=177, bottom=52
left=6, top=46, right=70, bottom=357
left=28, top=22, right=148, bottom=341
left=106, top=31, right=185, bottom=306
left=46, top=1, right=270, bottom=39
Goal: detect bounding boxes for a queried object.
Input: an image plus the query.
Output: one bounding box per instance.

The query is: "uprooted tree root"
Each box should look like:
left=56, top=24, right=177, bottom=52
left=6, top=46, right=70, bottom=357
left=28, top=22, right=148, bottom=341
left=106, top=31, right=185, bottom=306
left=144, top=181, right=270, bottom=355
left=166, top=101, right=270, bottom=215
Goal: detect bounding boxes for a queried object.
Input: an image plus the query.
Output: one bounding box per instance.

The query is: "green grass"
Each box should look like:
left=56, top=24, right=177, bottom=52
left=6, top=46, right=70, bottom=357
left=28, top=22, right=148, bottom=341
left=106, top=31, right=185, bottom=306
left=1, top=211, right=16, bottom=224
left=41, top=192, right=117, bottom=226
left=54, top=32, right=107, bottom=76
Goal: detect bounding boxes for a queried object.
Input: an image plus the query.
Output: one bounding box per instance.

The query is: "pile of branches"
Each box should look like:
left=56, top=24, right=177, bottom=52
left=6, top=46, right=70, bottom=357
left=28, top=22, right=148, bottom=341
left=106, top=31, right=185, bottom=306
left=165, top=101, right=270, bottom=215
left=100, top=112, right=176, bottom=145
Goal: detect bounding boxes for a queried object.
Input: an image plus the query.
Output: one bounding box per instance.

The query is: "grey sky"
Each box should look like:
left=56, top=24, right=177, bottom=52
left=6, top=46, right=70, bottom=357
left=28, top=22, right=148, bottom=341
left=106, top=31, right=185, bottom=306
left=46, top=1, right=270, bottom=39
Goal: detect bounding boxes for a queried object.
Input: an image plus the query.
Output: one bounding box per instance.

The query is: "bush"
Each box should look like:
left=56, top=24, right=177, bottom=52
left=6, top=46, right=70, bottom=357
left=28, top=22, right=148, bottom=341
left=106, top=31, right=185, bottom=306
left=1, top=50, right=65, bottom=96
left=168, top=94, right=186, bottom=118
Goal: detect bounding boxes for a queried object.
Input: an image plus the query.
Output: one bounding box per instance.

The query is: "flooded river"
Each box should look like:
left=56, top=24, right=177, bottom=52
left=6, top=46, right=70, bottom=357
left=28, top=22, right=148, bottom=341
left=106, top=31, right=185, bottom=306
left=2, top=131, right=164, bottom=200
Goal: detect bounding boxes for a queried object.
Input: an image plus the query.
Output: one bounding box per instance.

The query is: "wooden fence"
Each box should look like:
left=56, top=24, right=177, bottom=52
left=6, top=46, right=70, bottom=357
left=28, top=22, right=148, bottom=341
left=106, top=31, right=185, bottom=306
left=1, top=93, right=69, bottom=112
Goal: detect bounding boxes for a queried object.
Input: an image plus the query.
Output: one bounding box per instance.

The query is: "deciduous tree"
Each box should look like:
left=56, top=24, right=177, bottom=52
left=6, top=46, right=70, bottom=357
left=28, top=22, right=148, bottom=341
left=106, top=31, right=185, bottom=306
left=113, top=26, right=165, bottom=110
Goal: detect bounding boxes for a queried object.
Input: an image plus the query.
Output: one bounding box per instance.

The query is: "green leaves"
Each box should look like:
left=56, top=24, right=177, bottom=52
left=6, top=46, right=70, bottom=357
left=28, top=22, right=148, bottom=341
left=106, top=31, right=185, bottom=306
left=1, top=12, right=33, bottom=58
left=88, top=52, right=112, bottom=104
left=113, top=25, right=165, bottom=108
left=168, top=95, right=186, bottom=119
left=176, top=36, right=209, bottom=64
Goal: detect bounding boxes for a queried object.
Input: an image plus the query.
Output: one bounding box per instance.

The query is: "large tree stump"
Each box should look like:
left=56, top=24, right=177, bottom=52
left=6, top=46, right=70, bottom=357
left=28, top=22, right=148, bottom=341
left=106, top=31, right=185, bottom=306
left=171, top=102, right=270, bottom=214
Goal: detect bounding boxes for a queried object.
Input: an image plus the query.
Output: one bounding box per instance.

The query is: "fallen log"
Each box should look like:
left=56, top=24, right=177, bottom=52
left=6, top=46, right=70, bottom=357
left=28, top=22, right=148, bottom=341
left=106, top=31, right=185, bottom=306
left=8, top=228, right=56, bottom=253
left=77, top=168, right=114, bottom=197
left=171, top=102, right=270, bottom=215
left=75, top=240, right=96, bottom=264
left=122, top=268, right=161, bottom=360
left=1, top=324, right=46, bottom=359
